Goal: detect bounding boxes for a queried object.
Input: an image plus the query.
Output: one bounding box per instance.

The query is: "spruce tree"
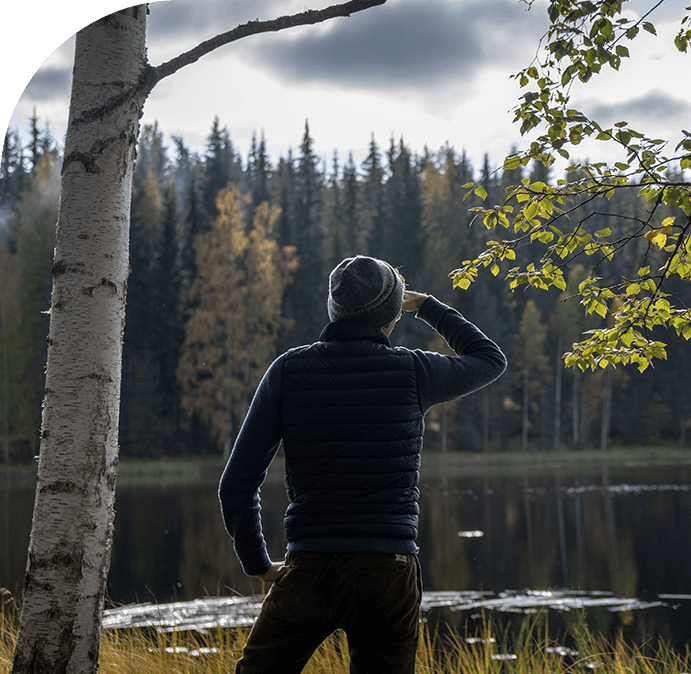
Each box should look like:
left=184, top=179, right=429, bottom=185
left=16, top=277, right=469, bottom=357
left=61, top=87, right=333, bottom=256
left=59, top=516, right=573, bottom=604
left=28, top=109, right=41, bottom=172
left=0, top=129, right=28, bottom=210
left=202, top=116, right=244, bottom=223
left=0, top=240, right=20, bottom=463
left=121, top=168, right=164, bottom=455
left=282, top=121, right=326, bottom=345
left=136, top=122, right=168, bottom=186
left=170, top=135, right=194, bottom=215
left=179, top=174, right=206, bottom=310
left=360, top=134, right=385, bottom=258
left=385, top=137, right=423, bottom=284
left=9, top=153, right=60, bottom=458
left=515, top=299, right=549, bottom=450
left=153, top=183, right=185, bottom=443
left=420, top=145, right=476, bottom=299
left=273, top=151, right=296, bottom=250
left=247, top=131, right=271, bottom=212
left=341, top=153, right=359, bottom=256
left=324, top=151, right=344, bottom=268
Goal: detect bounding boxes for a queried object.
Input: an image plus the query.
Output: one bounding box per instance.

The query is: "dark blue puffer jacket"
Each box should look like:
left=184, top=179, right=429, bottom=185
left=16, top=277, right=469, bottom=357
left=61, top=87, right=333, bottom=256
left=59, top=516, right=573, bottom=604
left=219, top=296, right=507, bottom=575
left=282, top=321, right=423, bottom=551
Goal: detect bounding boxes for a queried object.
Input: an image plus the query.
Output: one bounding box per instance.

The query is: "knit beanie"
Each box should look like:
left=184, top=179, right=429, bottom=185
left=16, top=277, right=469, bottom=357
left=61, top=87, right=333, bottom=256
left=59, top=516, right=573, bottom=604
left=327, top=256, right=403, bottom=327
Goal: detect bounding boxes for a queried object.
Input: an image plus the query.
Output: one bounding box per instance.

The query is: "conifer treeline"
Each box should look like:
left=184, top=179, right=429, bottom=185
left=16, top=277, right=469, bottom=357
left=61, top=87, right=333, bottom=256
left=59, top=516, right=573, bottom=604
left=1, top=114, right=689, bottom=461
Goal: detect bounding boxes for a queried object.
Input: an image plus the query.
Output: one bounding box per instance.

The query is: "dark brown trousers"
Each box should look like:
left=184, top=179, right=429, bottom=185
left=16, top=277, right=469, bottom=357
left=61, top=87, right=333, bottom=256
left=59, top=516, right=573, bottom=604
left=236, top=551, right=422, bottom=674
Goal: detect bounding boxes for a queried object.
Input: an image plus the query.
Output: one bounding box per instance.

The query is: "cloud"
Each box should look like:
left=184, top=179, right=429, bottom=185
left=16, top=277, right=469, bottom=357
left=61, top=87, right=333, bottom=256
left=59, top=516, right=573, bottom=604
left=585, top=89, right=691, bottom=126
left=625, top=0, right=690, bottom=23
left=23, top=66, right=72, bottom=102
left=18, top=0, right=288, bottom=106
left=147, top=0, right=290, bottom=42
left=21, top=0, right=547, bottom=107
left=239, top=0, right=546, bottom=92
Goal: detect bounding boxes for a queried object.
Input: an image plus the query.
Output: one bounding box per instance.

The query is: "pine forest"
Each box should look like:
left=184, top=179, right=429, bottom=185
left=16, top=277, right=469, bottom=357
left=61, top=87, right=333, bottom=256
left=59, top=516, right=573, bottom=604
left=1, top=112, right=689, bottom=463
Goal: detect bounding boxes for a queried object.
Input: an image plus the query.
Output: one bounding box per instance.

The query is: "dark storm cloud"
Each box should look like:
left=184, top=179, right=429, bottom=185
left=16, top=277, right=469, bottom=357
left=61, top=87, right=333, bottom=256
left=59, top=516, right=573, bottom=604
left=22, top=0, right=687, bottom=105
left=238, top=0, right=547, bottom=91
left=23, top=66, right=72, bottom=102
left=587, top=90, right=691, bottom=125
left=147, top=0, right=290, bottom=41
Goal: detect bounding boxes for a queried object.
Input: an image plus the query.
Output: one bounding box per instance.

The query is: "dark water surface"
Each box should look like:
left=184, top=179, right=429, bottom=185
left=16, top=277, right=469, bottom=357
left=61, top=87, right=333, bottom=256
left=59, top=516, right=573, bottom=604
left=3, top=456, right=691, bottom=646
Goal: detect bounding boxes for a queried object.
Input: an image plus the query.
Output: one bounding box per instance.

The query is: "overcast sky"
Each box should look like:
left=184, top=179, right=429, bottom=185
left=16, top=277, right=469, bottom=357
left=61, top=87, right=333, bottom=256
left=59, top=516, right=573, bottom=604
left=3, top=0, right=691, bottom=177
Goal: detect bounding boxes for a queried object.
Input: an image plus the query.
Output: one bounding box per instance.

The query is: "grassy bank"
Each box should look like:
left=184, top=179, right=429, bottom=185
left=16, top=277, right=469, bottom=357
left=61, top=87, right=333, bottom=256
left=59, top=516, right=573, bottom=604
left=2, top=445, right=690, bottom=488
left=113, top=444, right=691, bottom=485
left=420, top=444, right=691, bottom=478
left=2, top=610, right=690, bottom=674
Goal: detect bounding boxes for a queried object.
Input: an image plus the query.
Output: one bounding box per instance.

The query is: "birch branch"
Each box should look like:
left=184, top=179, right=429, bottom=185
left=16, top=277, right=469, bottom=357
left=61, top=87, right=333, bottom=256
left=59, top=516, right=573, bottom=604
left=146, top=0, right=387, bottom=92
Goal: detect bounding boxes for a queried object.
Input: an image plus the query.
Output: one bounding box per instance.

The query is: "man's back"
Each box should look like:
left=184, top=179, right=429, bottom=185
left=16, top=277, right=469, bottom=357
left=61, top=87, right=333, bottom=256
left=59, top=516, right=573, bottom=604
left=282, top=320, right=421, bottom=551
left=218, top=255, right=507, bottom=674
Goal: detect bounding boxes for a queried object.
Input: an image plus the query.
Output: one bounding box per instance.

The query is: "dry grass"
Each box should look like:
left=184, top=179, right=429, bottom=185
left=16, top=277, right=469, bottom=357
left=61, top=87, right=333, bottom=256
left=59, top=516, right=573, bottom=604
left=2, top=608, right=690, bottom=674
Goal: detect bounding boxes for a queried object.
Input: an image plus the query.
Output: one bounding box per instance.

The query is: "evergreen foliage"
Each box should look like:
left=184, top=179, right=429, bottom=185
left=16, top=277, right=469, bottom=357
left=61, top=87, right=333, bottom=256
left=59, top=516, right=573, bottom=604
left=2, top=108, right=689, bottom=458
left=1, top=152, right=59, bottom=461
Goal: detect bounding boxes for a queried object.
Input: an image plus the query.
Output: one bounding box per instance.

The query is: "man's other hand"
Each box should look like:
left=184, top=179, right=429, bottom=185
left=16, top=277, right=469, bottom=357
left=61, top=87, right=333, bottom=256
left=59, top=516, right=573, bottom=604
left=256, top=561, right=288, bottom=582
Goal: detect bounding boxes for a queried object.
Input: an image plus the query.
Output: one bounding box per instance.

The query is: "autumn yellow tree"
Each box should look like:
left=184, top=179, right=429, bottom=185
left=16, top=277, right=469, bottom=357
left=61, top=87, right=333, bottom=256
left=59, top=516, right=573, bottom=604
left=177, top=187, right=296, bottom=457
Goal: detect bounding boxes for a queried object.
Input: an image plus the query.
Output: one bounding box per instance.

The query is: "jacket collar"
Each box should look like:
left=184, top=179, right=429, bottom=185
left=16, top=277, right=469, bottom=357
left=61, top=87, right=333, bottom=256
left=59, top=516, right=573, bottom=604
left=319, top=320, right=391, bottom=346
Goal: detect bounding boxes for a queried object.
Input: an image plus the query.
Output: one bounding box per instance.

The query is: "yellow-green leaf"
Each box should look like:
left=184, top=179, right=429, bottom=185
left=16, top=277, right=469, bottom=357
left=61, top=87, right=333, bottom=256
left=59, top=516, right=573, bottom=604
left=456, top=278, right=471, bottom=290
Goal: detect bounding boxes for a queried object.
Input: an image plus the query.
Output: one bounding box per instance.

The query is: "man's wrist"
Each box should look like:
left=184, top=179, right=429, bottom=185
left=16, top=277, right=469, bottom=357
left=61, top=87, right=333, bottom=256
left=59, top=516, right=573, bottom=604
left=415, top=295, right=448, bottom=325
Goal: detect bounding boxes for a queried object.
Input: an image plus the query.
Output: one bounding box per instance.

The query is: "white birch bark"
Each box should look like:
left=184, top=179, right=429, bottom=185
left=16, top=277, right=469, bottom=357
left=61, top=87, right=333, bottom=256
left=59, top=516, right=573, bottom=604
left=11, top=8, right=148, bottom=674
left=10, top=2, right=386, bottom=671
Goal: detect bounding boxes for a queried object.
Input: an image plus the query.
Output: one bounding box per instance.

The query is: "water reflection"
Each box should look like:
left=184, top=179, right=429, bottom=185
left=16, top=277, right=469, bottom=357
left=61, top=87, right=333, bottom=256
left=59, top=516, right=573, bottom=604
left=100, top=589, right=669, bottom=633
left=2, top=459, right=691, bottom=646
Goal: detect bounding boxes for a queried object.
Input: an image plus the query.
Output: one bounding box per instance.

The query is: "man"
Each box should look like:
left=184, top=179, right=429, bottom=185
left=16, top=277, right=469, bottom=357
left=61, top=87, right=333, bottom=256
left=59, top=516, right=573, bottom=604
left=219, top=255, right=507, bottom=673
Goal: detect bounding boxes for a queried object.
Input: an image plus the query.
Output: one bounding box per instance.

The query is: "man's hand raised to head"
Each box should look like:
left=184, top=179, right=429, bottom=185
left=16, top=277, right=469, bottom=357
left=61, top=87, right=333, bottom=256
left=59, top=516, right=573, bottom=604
left=402, top=291, right=428, bottom=313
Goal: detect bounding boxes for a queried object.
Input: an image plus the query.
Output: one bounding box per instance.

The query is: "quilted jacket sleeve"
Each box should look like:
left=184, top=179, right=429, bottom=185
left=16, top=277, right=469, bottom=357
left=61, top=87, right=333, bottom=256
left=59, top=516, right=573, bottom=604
left=412, top=296, right=507, bottom=414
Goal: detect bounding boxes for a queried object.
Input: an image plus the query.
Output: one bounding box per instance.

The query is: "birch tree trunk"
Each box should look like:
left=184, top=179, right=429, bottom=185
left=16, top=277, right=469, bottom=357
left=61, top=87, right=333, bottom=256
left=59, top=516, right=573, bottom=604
left=11, top=9, right=148, bottom=674
left=10, top=2, right=386, bottom=671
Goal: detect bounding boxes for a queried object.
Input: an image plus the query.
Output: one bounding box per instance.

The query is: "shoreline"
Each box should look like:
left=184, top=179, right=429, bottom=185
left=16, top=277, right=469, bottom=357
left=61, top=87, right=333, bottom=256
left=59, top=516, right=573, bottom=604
left=2, top=445, right=690, bottom=487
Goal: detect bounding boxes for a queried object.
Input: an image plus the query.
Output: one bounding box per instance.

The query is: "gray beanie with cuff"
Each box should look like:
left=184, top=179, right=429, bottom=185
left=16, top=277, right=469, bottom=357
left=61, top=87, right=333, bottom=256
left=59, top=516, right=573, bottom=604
left=327, top=256, right=403, bottom=327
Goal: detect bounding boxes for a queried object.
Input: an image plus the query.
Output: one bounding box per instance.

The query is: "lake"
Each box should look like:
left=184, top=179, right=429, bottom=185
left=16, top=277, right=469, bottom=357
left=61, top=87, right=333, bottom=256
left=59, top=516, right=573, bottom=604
left=2, top=451, right=691, bottom=647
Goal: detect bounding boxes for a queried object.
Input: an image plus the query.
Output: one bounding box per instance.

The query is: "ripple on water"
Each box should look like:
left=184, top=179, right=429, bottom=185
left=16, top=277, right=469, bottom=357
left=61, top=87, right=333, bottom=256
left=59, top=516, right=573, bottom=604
left=102, top=589, right=671, bottom=633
